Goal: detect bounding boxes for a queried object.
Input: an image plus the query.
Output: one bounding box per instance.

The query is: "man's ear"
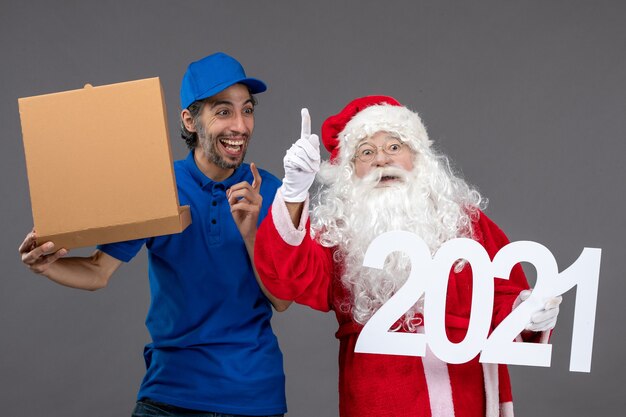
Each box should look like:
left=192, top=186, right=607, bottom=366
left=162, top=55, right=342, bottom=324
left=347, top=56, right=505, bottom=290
left=181, top=109, right=197, bottom=132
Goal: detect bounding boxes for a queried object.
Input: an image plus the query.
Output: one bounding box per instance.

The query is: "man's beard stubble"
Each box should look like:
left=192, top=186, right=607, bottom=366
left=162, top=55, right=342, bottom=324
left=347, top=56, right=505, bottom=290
left=196, top=123, right=247, bottom=171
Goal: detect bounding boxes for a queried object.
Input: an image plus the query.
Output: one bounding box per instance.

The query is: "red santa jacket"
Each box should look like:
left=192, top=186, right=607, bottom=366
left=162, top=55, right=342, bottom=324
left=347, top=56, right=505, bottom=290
left=255, top=191, right=536, bottom=417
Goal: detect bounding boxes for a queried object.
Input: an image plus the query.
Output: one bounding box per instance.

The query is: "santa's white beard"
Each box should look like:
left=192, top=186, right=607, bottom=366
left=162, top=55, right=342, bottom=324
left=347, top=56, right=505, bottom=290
left=312, top=160, right=482, bottom=328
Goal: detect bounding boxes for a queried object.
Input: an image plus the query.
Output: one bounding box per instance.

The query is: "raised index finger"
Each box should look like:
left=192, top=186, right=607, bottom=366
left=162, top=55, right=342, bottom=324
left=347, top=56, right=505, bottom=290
left=301, top=108, right=311, bottom=138
left=250, top=162, right=262, bottom=190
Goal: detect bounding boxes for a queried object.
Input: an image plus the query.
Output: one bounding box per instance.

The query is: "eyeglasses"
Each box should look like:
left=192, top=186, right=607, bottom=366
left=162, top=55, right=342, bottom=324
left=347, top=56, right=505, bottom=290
left=354, top=137, right=407, bottom=163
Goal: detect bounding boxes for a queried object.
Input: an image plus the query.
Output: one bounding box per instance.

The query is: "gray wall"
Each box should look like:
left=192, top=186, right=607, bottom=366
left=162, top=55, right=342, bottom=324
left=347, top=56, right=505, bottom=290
left=1, top=1, right=624, bottom=416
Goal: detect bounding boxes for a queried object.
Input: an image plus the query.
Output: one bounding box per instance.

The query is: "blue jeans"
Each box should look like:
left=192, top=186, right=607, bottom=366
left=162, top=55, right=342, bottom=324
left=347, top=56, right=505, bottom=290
left=131, top=399, right=285, bottom=417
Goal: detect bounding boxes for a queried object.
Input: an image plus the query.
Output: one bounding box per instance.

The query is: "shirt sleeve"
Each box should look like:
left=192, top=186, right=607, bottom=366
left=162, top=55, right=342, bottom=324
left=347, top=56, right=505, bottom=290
left=97, top=237, right=146, bottom=263
left=255, top=190, right=334, bottom=312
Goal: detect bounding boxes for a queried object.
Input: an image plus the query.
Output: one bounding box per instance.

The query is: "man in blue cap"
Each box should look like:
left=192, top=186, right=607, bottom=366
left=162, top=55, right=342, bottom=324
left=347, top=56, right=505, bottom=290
left=19, top=52, right=289, bottom=417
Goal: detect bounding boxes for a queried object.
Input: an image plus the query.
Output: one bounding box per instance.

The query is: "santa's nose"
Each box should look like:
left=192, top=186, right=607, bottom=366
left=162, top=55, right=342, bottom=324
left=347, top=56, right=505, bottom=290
left=372, top=150, right=392, bottom=166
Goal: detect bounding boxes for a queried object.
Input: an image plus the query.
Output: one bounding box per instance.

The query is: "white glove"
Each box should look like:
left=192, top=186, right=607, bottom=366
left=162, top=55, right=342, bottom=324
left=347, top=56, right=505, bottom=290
left=280, top=108, right=320, bottom=202
left=516, top=289, right=562, bottom=332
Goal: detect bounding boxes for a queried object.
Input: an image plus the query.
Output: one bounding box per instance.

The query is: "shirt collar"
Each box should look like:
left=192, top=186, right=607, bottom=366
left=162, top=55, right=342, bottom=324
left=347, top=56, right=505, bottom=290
left=183, top=151, right=248, bottom=190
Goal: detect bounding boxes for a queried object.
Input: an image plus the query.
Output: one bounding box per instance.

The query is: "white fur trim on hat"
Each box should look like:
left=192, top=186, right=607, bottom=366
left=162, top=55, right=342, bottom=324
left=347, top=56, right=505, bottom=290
left=337, top=104, right=431, bottom=163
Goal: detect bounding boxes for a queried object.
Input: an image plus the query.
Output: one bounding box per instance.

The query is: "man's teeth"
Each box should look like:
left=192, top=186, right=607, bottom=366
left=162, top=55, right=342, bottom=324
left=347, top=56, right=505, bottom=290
left=221, top=138, right=244, bottom=146
left=220, top=138, right=244, bottom=151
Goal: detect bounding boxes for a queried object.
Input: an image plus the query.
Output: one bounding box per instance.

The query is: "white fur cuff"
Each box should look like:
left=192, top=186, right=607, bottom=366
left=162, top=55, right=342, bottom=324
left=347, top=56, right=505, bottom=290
left=271, top=189, right=309, bottom=246
left=500, top=401, right=514, bottom=417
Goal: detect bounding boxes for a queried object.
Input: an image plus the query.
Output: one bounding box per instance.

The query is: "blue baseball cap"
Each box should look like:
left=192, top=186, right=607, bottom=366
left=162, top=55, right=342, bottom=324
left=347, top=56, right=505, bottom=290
left=180, top=52, right=267, bottom=109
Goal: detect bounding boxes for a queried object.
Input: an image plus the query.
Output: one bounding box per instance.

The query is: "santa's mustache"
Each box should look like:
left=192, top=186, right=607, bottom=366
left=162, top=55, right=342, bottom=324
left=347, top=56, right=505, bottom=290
left=358, top=166, right=410, bottom=187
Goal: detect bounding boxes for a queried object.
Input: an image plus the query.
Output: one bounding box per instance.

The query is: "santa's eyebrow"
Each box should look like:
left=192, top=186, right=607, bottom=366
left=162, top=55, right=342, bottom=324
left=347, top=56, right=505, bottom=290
left=357, top=135, right=402, bottom=146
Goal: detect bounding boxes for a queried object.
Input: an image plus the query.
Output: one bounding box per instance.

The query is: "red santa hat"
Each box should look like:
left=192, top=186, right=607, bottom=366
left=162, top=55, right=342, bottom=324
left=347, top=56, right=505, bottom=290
left=321, top=95, right=431, bottom=163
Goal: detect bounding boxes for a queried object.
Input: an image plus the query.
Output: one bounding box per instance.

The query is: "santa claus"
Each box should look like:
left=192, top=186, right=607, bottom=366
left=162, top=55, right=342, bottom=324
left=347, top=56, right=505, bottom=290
left=254, top=96, right=560, bottom=417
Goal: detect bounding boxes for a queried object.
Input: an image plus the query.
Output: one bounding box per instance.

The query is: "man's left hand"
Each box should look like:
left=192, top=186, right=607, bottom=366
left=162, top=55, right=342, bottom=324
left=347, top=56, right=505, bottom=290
left=227, top=163, right=263, bottom=241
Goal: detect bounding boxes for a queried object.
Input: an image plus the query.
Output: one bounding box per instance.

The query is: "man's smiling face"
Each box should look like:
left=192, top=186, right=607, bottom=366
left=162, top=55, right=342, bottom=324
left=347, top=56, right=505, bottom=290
left=195, top=83, right=255, bottom=171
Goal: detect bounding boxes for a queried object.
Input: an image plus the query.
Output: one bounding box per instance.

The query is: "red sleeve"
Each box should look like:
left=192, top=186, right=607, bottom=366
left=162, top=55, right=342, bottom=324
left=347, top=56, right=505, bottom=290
left=254, top=205, right=335, bottom=312
left=475, top=211, right=531, bottom=328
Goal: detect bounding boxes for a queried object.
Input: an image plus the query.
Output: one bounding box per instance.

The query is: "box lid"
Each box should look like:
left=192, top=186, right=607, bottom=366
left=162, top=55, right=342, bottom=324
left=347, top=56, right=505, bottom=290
left=19, top=77, right=191, bottom=249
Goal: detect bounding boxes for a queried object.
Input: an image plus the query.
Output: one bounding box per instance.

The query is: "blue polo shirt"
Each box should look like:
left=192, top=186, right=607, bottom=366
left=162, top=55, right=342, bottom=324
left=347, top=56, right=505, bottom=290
left=98, top=151, right=286, bottom=415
